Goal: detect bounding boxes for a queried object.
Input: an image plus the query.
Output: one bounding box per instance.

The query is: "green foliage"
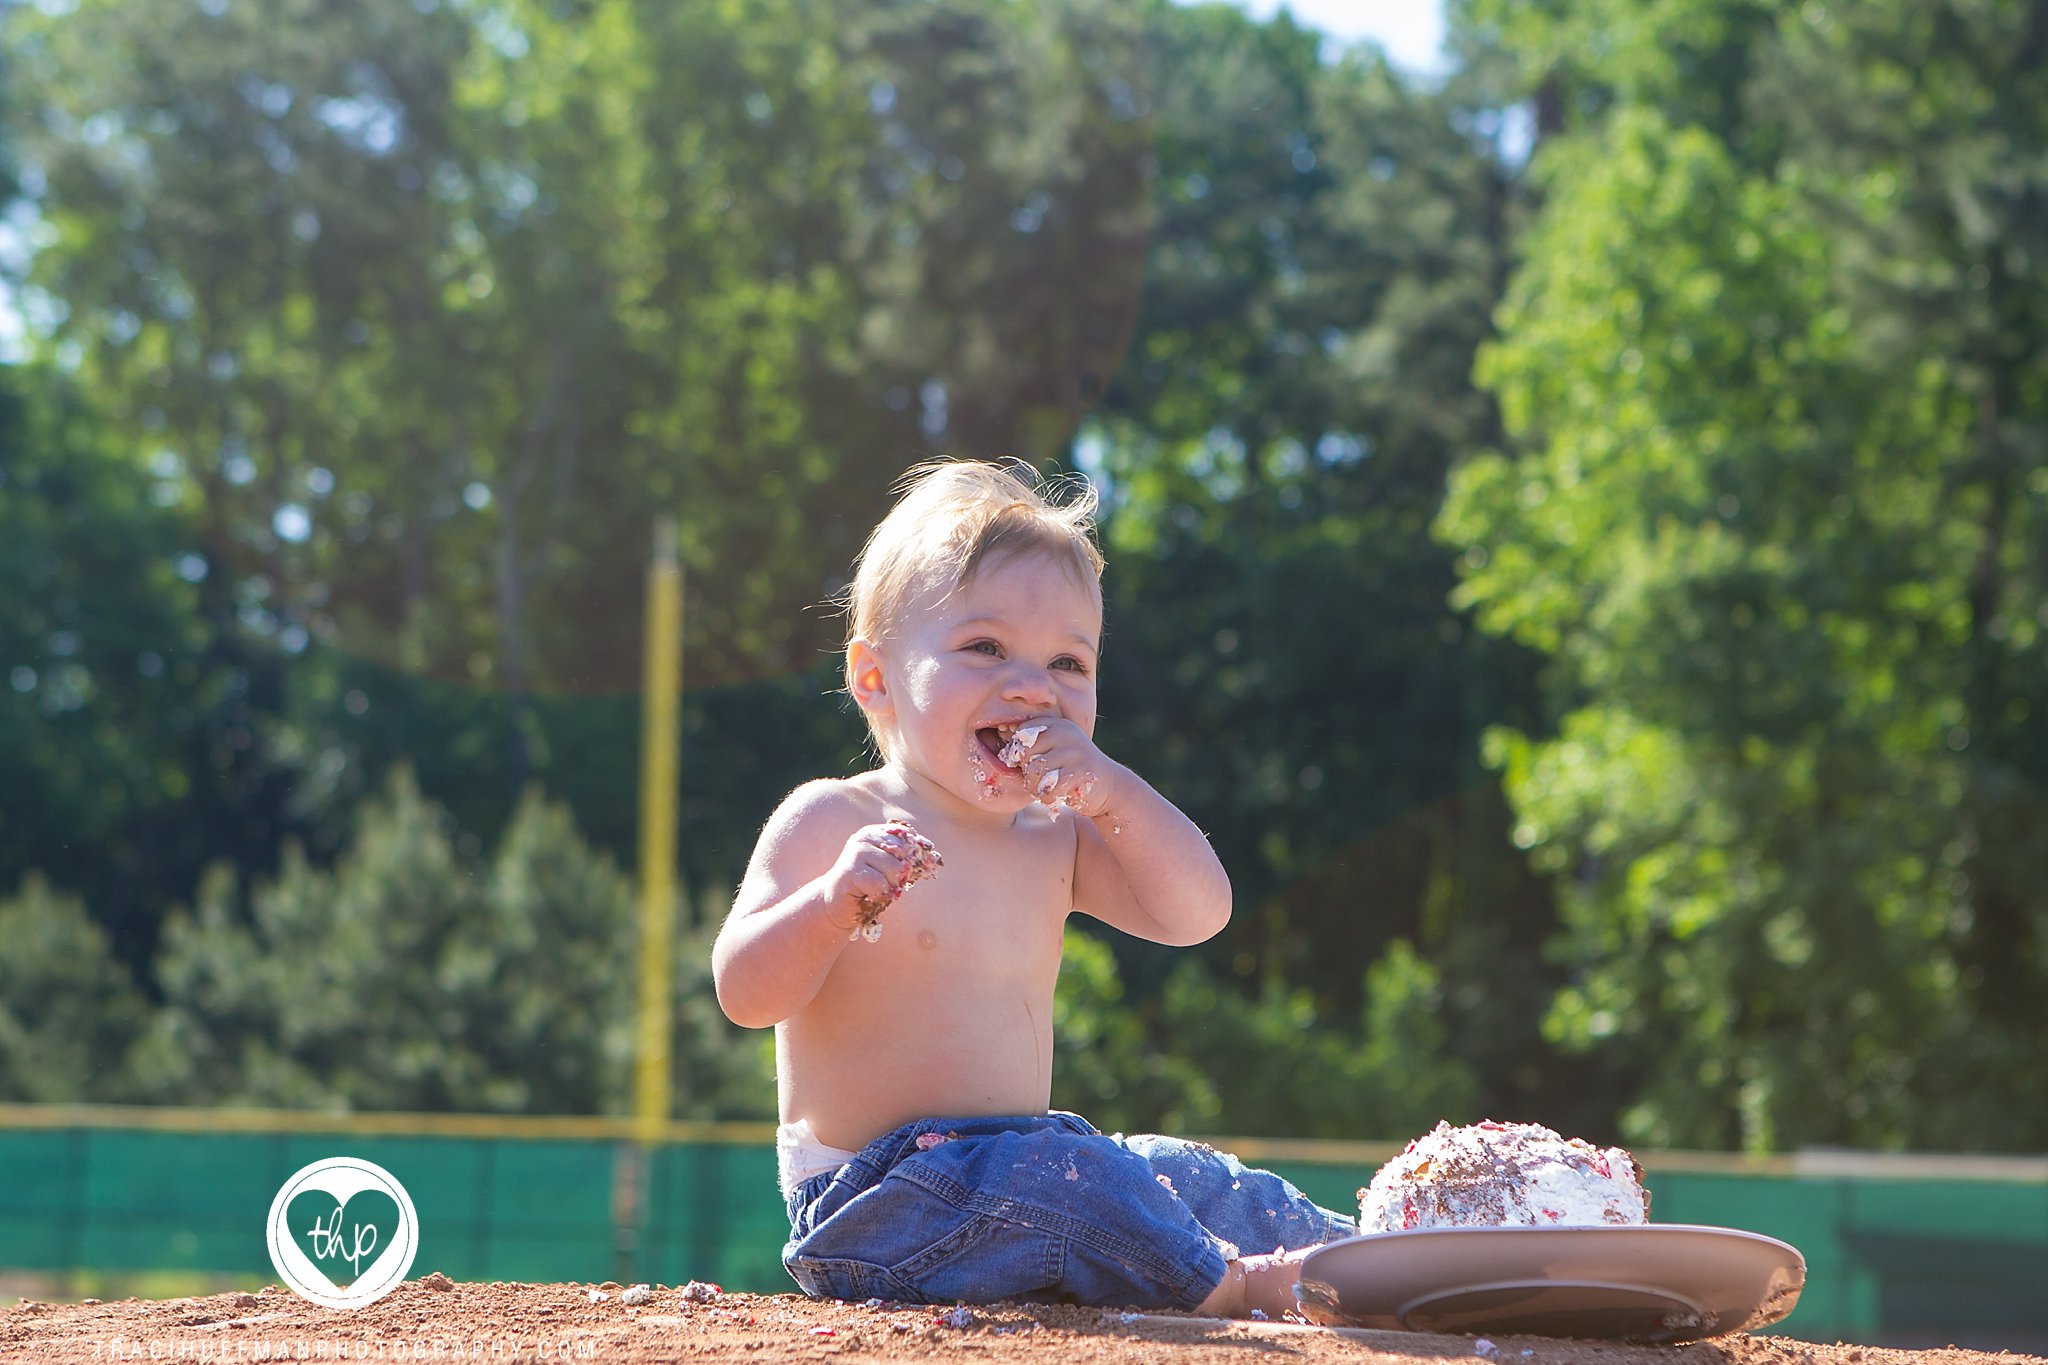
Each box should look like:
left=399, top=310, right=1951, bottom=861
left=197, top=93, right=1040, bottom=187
left=1055, top=928, right=1481, bottom=1139
left=1093, top=0, right=1535, bottom=963
left=131, top=769, right=770, bottom=1117
left=1052, top=927, right=1218, bottom=1132
left=2, top=0, right=1566, bottom=1138
left=7, top=0, right=895, bottom=697
left=1084, top=0, right=1567, bottom=1126
left=3, top=0, right=1176, bottom=702
left=18, top=0, right=2046, bottom=1157
left=0, top=365, right=302, bottom=969
left=1154, top=937, right=1481, bottom=1139
left=0, top=874, right=151, bottom=1102
left=1442, top=1, right=2048, bottom=1151
left=839, top=0, right=1155, bottom=464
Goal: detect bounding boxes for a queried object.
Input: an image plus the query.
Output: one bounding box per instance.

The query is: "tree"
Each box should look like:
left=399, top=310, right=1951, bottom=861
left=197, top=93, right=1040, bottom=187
left=0, top=367, right=301, bottom=969
left=7, top=0, right=927, bottom=970
left=1440, top=0, right=2048, bottom=1151
left=9, top=0, right=908, bottom=709
left=133, top=769, right=772, bottom=1117
left=5, top=0, right=1167, bottom=899
left=1052, top=926, right=1480, bottom=1140
left=1149, top=937, right=1482, bottom=1140
left=1082, top=1, right=1573, bottom=1127
left=0, top=874, right=151, bottom=1102
left=836, top=0, right=1153, bottom=465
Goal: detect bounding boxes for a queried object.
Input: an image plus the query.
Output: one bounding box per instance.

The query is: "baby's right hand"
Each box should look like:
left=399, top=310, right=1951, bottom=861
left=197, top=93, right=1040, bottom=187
left=823, top=820, right=942, bottom=942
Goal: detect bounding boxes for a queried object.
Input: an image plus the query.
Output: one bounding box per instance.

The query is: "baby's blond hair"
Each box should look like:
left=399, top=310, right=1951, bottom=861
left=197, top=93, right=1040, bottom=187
left=844, top=460, right=1104, bottom=743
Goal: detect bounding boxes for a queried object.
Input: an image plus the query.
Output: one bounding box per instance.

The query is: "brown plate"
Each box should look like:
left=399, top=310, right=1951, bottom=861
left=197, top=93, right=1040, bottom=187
left=1295, top=1224, right=1805, bottom=1342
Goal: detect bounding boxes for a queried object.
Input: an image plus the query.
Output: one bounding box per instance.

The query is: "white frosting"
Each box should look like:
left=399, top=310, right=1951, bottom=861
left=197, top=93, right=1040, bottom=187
left=996, top=724, right=1046, bottom=767
left=1358, top=1120, right=1649, bottom=1232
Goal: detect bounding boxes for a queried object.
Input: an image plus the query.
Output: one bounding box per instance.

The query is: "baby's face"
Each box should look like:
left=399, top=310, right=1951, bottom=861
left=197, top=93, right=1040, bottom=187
left=874, top=550, right=1102, bottom=810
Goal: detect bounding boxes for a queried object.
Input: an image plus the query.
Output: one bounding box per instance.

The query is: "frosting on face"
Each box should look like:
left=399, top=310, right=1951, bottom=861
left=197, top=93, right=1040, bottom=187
left=1356, top=1119, right=1650, bottom=1232
left=995, top=724, right=1046, bottom=768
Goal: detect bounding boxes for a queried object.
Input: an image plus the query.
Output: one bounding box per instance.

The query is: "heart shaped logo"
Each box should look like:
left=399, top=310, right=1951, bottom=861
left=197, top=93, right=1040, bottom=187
left=267, top=1157, right=419, bottom=1309
left=285, top=1187, right=403, bottom=1290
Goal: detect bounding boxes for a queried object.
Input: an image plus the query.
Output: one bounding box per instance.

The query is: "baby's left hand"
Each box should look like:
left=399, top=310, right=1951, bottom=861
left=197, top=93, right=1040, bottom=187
left=1001, top=717, right=1119, bottom=818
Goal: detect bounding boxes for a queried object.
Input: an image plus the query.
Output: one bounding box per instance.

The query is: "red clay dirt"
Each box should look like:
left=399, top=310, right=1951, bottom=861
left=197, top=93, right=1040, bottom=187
left=4, top=1279, right=2042, bottom=1365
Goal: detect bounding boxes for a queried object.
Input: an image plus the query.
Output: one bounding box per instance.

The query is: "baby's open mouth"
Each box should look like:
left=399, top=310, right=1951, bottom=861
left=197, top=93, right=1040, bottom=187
left=979, top=723, right=1046, bottom=770
left=975, top=727, right=1013, bottom=768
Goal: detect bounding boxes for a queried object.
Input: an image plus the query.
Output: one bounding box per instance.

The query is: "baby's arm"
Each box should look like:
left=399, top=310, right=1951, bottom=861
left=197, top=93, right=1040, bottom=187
left=1012, top=722, right=1230, bottom=946
left=712, top=782, right=929, bottom=1029
left=1069, top=757, right=1232, bottom=945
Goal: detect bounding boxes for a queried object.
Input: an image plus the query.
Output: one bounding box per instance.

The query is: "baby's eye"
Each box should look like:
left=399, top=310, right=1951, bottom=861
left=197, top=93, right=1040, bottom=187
left=1051, top=655, right=1091, bottom=675
left=967, top=640, right=1003, bottom=657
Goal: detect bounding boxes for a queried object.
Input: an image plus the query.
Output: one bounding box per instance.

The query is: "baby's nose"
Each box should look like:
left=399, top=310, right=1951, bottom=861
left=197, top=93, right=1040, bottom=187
left=1003, top=663, right=1056, bottom=706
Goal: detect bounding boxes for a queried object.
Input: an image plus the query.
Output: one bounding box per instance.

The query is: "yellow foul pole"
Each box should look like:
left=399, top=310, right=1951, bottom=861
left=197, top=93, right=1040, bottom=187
left=633, top=518, right=682, bottom=1145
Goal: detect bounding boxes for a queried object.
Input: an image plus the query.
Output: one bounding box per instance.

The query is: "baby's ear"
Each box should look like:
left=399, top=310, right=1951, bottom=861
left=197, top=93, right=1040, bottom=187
left=846, top=638, right=892, bottom=717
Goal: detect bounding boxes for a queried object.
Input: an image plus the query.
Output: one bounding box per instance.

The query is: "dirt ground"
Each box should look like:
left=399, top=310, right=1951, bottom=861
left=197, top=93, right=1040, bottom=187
left=5, top=1279, right=2043, bottom=1365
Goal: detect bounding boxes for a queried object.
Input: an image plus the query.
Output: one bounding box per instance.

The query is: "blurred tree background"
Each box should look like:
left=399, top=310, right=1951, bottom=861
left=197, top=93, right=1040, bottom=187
left=0, top=0, right=2041, bottom=1152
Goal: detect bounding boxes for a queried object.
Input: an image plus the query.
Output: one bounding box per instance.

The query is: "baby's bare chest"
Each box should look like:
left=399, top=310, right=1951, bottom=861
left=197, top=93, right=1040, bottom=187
left=843, top=826, right=1072, bottom=981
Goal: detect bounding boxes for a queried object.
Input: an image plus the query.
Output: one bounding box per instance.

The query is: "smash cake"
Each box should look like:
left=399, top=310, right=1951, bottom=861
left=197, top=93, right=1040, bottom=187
left=994, top=724, right=1046, bottom=770
left=848, top=820, right=943, bottom=942
left=1357, top=1120, right=1649, bottom=1233
left=990, top=722, right=1093, bottom=804
left=995, top=723, right=1066, bottom=799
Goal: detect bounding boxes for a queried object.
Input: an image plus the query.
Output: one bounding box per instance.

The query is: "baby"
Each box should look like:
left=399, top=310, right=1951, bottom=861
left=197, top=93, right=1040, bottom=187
left=712, top=460, right=1354, bottom=1316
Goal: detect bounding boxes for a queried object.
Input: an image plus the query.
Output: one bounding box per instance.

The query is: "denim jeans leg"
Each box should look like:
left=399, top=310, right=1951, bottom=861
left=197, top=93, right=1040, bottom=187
left=783, top=1113, right=1236, bottom=1309
left=1114, top=1132, right=1358, bottom=1258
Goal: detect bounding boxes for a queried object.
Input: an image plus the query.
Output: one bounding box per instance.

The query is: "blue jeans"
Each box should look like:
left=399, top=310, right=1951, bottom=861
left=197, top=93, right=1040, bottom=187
left=781, top=1111, right=1356, bottom=1309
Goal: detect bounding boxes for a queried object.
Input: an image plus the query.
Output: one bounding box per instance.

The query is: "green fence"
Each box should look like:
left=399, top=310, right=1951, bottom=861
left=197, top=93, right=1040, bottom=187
left=2, top=1107, right=2043, bottom=1351
left=0, top=1118, right=790, bottom=1295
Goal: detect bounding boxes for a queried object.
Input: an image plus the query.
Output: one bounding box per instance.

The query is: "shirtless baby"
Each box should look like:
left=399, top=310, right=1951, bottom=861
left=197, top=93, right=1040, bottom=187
left=712, top=459, right=1355, bottom=1316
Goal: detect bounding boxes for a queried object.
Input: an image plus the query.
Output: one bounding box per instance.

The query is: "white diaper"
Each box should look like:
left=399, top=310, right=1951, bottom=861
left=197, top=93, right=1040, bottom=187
left=777, top=1118, right=859, bottom=1198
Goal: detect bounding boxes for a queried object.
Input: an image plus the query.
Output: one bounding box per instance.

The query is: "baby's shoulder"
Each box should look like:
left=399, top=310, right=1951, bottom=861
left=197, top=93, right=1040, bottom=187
left=763, top=776, right=883, bottom=838
left=742, top=778, right=881, bottom=882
